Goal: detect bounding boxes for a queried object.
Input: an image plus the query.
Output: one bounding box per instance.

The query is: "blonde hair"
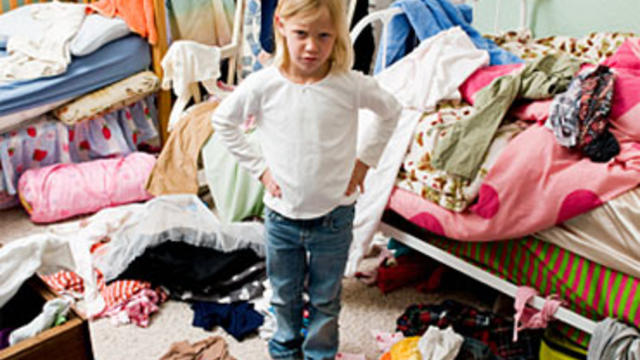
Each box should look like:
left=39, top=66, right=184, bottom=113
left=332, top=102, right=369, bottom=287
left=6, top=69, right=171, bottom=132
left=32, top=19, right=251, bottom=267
left=273, top=0, right=354, bottom=74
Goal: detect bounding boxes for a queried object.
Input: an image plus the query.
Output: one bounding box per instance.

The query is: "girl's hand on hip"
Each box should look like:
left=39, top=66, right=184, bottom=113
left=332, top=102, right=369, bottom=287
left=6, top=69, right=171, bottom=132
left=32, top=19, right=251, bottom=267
left=260, top=168, right=282, bottom=197
left=345, top=159, right=370, bottom=196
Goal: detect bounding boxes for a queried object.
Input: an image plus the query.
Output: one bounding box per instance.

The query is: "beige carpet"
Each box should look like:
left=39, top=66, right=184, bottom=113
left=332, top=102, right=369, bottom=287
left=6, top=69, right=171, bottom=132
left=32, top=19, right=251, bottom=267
left=1, top=207, right=499, bottom=360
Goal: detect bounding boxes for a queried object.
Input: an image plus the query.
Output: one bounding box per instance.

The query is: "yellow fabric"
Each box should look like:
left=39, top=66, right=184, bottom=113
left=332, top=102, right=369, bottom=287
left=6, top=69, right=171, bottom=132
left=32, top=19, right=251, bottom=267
left=539, top=332, right=587, bottom=360
left=390, top=337, right=422, bottom=360
left=18, top=191, right=32, bottom=214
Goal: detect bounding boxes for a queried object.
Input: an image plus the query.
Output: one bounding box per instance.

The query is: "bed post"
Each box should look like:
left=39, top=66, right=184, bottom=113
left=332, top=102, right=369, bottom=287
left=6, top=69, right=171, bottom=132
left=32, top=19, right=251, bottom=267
left=152, top=0, right=171, bottom=145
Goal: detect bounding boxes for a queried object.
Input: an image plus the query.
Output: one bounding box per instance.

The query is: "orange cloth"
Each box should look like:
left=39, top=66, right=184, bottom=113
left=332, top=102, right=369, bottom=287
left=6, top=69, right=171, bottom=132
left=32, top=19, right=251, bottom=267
left=390, top=337, right=421, bottom=360
left=380, top=352, right=392, bottom=360
left=89, top=0, right=157, bottom=45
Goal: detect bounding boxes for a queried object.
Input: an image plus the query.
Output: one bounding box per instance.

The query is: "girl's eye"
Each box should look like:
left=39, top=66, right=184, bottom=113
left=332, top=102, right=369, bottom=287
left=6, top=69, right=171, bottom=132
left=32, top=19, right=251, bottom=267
left=294, top=30, right=307, bottom=37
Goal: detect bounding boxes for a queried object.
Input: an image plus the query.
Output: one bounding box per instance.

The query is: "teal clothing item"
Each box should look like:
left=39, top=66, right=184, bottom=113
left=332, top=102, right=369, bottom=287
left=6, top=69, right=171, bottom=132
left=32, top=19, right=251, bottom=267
left=388, top=238, right=414, bottom=258
left=431, top=54, right=581, bottom=179
left=202, top=130, right=265, bottom=223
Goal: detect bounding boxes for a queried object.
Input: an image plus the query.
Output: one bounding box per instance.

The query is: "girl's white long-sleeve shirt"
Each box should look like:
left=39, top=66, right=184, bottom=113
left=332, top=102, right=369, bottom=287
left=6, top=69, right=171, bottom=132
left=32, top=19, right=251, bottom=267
left=212, top=66, right=402, bottom=219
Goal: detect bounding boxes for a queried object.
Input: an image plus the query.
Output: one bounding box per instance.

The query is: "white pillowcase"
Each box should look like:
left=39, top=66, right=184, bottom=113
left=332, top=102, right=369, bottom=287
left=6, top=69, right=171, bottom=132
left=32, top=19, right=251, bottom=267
left=70, top=14, right=131, bottom=56
left=0, top=5, right=131, bottom=56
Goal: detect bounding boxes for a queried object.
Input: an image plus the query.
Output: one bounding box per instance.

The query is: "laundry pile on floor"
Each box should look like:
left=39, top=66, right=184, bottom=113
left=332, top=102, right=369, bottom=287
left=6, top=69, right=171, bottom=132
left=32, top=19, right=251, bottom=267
left=0, top=194, right=272, bottom=349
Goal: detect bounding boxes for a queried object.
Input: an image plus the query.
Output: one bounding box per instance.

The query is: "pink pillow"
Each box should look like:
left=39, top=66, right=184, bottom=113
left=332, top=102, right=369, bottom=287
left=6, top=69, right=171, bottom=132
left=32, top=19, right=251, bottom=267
left=18, top=152, right=155, bottom=223
left=602, top=38, right=640, bottom=71
left=510, top=99, right=553, bottom=124
left=459, top=63, right=523, bottom=104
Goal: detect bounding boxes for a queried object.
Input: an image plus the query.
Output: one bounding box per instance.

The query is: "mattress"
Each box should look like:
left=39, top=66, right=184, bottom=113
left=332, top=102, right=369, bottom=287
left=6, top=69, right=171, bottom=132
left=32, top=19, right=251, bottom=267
left=0, top=98, right=71, bottom=134
left=535, top=187, right=640, bottom=280
left=0, top=34, right=150, bottom=118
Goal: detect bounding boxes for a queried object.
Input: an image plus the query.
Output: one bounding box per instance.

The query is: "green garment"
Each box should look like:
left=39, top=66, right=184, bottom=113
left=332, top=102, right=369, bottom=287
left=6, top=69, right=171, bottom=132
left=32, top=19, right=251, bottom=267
left=202, top=129, right=265, bottom=223
left=431, top=54, right=581, bottom=179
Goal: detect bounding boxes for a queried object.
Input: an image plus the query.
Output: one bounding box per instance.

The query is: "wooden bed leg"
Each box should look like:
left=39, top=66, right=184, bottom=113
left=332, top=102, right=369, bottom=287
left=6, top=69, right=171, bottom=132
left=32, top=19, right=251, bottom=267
left=155, top=89, right=172, bottom=144
left=152, top=0, right=170, bottom=145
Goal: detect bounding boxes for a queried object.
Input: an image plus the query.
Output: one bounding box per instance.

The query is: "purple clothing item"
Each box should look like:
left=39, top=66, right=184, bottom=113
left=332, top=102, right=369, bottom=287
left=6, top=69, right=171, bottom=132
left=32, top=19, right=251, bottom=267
left=0, top=328, right=14, bottom=350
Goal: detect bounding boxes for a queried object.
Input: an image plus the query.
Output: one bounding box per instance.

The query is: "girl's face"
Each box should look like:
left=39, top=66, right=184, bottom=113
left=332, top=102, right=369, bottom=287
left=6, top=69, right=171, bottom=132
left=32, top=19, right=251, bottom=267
left=277, top=6, right=336, bottom=82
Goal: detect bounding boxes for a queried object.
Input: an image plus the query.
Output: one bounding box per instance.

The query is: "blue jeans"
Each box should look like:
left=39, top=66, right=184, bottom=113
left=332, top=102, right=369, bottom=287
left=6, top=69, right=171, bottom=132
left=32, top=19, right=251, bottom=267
left=265, top=204, right=355, bottom=360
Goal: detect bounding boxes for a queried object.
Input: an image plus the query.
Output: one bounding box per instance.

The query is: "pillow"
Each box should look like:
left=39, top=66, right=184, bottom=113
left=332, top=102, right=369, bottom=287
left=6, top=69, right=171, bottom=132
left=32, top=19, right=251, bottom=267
left=0, top=6, right=130, bottom=56
left=19, top=152, right=155, bottom=223
left=53, top=71, right=159, bottom=125
left=70, top=14, right=131, bottom=56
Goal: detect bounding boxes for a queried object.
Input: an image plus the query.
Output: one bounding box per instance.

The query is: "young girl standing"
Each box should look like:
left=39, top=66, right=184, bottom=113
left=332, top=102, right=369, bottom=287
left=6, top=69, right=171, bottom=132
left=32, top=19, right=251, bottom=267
left=212, top=0, right=401, bottom=358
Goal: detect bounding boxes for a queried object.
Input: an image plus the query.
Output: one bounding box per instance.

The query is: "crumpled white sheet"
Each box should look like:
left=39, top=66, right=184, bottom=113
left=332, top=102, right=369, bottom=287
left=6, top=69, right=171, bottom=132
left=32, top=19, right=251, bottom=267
left=2, top=194, right=264, bottom=317
left=418, top=326, right=464, bottom=360
left=346, top=26, right=490, bottom=276
left=0, top=230, right=95, bottom=314
left=0, top=2, right=86, bottom=83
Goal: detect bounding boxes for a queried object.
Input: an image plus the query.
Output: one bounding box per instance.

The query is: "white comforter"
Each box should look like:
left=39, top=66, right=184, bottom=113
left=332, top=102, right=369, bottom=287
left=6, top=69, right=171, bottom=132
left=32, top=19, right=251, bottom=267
left=0, top=2, right=86, bottom=83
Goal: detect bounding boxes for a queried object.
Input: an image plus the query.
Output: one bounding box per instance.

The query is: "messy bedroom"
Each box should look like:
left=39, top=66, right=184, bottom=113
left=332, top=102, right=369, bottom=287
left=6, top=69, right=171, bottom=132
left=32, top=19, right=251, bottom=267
left=0, top=0, right=638, bottom=359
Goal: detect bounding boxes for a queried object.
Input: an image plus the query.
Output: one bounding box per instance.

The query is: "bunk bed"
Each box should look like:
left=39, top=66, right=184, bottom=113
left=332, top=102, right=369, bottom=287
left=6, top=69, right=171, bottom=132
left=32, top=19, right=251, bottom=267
left=347, top=0, right=640, bottom=347
left=0, top=0, right=172, bottom=210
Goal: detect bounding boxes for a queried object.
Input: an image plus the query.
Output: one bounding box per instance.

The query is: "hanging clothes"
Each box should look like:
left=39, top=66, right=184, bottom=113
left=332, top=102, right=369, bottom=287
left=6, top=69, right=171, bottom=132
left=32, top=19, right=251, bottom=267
left=238, top=0, right=263, bottom=80
left=351, top=0, right=375, bottom=74
left=145, top=100, right=218, bottom=196
left=259, top=0, right=277, bottom=54
left=166, top=0, right=233, bottom=46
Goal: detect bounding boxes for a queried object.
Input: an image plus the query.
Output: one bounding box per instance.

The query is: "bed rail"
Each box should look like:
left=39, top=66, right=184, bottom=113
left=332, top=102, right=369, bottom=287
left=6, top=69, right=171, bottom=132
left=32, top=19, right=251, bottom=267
left=349, top=0, right=529, bottom=71
left=381, top=223, right=597, bottom=334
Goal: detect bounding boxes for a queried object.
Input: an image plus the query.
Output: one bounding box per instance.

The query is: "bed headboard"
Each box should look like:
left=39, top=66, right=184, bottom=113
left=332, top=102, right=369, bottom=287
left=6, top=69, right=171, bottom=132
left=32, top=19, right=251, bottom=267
left=473, top=0, right=638, bottom=38
left=1, top=0, right=172, bottom=145
left=349, top=0, right=529, bottom=72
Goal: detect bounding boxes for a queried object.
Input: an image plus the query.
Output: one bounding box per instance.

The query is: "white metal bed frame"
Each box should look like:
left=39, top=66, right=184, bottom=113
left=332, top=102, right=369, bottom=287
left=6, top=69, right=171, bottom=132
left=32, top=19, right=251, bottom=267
left=348, top=0, right=597, bottom=335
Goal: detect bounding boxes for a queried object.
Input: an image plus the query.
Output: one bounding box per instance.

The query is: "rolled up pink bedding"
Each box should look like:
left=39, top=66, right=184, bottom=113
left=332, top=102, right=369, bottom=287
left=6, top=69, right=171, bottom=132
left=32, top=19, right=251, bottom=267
left=18, top=152, right=155, bottom=223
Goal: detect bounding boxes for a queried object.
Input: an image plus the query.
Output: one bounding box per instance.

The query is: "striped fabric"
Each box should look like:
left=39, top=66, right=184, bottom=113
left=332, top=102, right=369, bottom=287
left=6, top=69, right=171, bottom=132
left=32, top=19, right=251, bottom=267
left=40, top=269, right=85, bottom=296
left=426, top=235, right=640, bottom=347
left=0, top=0, right=94, bottom=14
left=40, top=269, right=157, bottom=313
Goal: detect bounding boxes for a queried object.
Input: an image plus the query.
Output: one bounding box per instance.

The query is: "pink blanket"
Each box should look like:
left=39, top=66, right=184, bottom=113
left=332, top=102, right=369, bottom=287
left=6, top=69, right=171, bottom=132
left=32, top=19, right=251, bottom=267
left=390, top=38, right=640, bottom=241
left=19, top=152, right=155, bottom=223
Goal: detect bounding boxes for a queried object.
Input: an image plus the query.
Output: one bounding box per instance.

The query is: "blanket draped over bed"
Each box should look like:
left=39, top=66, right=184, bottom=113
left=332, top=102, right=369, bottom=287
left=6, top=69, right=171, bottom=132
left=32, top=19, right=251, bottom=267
left=389, top=38, right=640, bottom=242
